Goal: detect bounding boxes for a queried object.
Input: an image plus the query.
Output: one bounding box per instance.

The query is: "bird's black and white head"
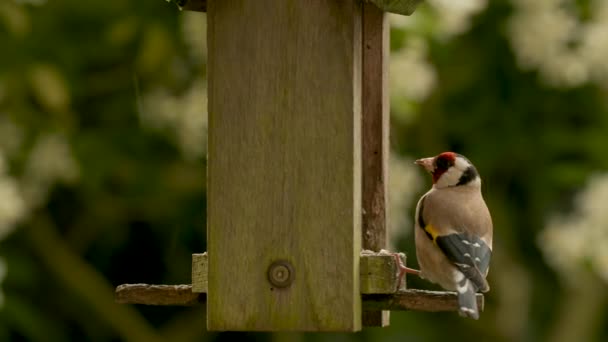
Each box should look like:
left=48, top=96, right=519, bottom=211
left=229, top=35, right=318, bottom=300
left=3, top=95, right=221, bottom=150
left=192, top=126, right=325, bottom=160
left=415, top=152, right=480, bottom=189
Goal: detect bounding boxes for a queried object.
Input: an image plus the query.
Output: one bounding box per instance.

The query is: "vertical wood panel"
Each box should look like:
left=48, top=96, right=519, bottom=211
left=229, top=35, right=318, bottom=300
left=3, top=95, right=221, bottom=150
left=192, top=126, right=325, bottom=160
left=207, top=0, right=362, bottom=331
left=361, top=3, right=390, bottom=327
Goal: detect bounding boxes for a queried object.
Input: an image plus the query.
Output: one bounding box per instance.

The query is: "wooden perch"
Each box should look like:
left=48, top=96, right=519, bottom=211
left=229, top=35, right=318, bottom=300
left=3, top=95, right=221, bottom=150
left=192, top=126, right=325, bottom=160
left=115, top=285, right=482, bottom=313
left=115, top=284, right=204, bottom=306
left=363, top=290, right=483, bottom=312
left=116, top=252, right=483, bottom=313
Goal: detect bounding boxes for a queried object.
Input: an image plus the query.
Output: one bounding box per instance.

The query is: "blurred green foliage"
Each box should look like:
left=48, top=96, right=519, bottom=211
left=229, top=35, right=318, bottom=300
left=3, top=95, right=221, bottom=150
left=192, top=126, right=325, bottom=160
left=0, top=0, right=607, bottom=341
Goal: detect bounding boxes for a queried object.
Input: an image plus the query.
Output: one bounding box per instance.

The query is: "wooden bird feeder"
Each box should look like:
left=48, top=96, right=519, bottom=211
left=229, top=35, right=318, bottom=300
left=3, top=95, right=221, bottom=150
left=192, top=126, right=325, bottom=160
left=115, top=0, right=483, bottom=332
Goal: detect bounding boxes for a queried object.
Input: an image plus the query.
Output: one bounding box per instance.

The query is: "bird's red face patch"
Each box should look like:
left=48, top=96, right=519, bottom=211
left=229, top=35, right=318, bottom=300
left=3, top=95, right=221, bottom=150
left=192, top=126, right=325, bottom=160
left=432, top=152, right=456, bottom=183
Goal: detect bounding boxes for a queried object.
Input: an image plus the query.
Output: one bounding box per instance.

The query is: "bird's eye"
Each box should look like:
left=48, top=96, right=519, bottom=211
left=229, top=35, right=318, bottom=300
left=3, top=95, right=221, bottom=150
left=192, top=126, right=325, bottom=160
left=435, top=156, right=450, bottom=170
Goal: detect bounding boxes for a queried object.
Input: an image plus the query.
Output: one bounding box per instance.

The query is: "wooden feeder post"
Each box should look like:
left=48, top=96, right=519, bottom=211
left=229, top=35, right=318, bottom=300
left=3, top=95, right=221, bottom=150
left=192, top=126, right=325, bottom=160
left=207, top=0, right=363, bottom=331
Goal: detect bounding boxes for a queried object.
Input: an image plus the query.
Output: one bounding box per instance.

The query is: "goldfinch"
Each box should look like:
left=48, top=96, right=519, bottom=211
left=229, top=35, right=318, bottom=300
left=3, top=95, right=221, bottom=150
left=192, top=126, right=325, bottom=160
left=413, top=152, right=493, bottom=319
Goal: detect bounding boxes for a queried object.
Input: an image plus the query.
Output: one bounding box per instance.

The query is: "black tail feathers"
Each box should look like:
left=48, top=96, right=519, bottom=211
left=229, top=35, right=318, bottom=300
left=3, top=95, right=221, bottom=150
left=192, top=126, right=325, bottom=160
left=456, top=278, right=479, bottom=320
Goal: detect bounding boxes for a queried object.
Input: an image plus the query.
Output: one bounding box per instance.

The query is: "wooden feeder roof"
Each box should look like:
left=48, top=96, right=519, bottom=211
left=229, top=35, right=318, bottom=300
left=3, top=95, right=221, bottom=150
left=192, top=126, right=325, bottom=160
left=169, top=0, right=423, bottom=16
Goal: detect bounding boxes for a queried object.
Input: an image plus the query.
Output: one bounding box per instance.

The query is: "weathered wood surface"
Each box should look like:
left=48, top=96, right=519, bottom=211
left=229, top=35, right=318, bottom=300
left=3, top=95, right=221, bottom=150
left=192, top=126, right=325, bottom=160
left=361, top=3, right=391, bottom=327
left=170, top=0, right=424, bottom=16
left=115, top=286, right=482, bottom=313
left=191, top=252, right=407, bottom=295
left=207, top=0, right=362, bottom=331
left=118, top=252, right=483, bottom=312
left=367, top=0, right=423, bottom=16
left=363, top=290, right=484, bottom=313
left=360, top=252, right=406, bottom=294
left=115, top=284, right=203, bottom=306
left=191, top=252, right=207, bottom=293
left=361, top=3, right=390, bottom=264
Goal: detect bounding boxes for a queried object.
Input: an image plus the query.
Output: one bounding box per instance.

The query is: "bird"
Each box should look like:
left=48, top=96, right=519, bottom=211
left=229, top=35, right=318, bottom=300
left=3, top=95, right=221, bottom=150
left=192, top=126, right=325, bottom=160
left=409, top=151, right=493, bottom=319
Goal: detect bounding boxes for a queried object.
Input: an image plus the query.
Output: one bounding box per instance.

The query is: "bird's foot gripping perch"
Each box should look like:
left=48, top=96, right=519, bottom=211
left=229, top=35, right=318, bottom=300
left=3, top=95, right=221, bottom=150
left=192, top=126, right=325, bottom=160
left=392, top=252, right=420, bottom=290
left=378, top=249, right=421, bottom=290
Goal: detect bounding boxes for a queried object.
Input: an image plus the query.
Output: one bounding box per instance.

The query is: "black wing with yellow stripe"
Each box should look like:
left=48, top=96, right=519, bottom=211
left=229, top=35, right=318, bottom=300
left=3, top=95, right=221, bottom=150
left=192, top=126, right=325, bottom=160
left=435, top=232, right=491, bottom=292
left=417, top=195, right=492, bottom=292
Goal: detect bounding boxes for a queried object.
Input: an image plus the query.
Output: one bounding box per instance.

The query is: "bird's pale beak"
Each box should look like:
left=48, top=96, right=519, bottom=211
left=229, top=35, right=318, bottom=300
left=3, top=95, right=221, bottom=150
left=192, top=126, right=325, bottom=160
left=415, top=157, right=435, bottom=173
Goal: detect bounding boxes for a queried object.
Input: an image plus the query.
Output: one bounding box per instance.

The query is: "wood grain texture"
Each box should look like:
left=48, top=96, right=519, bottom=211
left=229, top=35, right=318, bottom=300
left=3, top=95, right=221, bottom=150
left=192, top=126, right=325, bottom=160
left=192, top=252, right=407, bottom=295
left=360, top=252, right=406, bottom=294
left=191, top=253, right=207, bottom=293
left=171, top=0, right=423, bottom=15
left=115, top=284, right=202, bottom=306
left=115, top=284, right=483, bottom=314
left=361, top=3, right=390, bottom=328
left=367, top=0, right=423, bottom=15
left=207, top=0, right=362, bottom=331
left=362, top=3, right=389, bottom=256
left=117, top=254, right=483, bottom=313
left=363, top=290, right=485, bottom=312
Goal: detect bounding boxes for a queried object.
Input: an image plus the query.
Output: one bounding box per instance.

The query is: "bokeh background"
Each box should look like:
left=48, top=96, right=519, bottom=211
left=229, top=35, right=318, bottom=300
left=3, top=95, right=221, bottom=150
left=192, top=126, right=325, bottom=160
left=1, top=0, right=608, bottom=341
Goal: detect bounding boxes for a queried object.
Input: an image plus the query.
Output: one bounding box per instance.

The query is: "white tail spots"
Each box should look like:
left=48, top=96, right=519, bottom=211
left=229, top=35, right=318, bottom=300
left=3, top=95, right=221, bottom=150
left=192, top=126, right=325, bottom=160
left=473, top=242, right=481, bottom=248
left=456, top=280, right=468, bottom=294
left=454, top=271, right=467, bottom=293
left=460, top=306, right=476, bottom=315
left=462, top=240, right=471, bottom=245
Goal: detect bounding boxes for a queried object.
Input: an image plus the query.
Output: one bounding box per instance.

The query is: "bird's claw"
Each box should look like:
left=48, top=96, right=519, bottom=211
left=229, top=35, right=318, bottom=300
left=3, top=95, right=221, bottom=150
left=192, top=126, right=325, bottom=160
left=390, top=252, right=421, bottom=291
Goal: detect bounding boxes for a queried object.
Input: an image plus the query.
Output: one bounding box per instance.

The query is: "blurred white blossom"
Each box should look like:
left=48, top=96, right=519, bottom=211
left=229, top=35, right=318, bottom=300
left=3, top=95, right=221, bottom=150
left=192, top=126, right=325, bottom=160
left=140, top=80, right=208, bottom=161
left=138, top=12, right=207, bottom=161
left=0, top=152, right=26, bottom=241
left=427, top=0, right=488, bottom=38
left=508, top=0, right=608, bottom=88
left=388, top=152, right=422, bottom=249
left=540, top=173, right=608, bottom=284
left=181, top=11, right=207, bottom=62
left=390, top=0, right=488, bottom=38
left=390, top=37, right=437, bottom=124
left=390, top=38, right=437, bottom=103
left=389, top=12, right=419, bottom=30
left=176, top=81, right=207, bottom=161
left=21, top=134, right=80, bottom=209
left=388, top=0, right=487, bottom=122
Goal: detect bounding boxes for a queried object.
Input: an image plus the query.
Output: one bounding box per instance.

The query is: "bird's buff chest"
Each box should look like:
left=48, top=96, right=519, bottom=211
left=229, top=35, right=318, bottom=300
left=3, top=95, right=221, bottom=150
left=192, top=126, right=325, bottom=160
left=414, top=226, right=460, bottom=290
